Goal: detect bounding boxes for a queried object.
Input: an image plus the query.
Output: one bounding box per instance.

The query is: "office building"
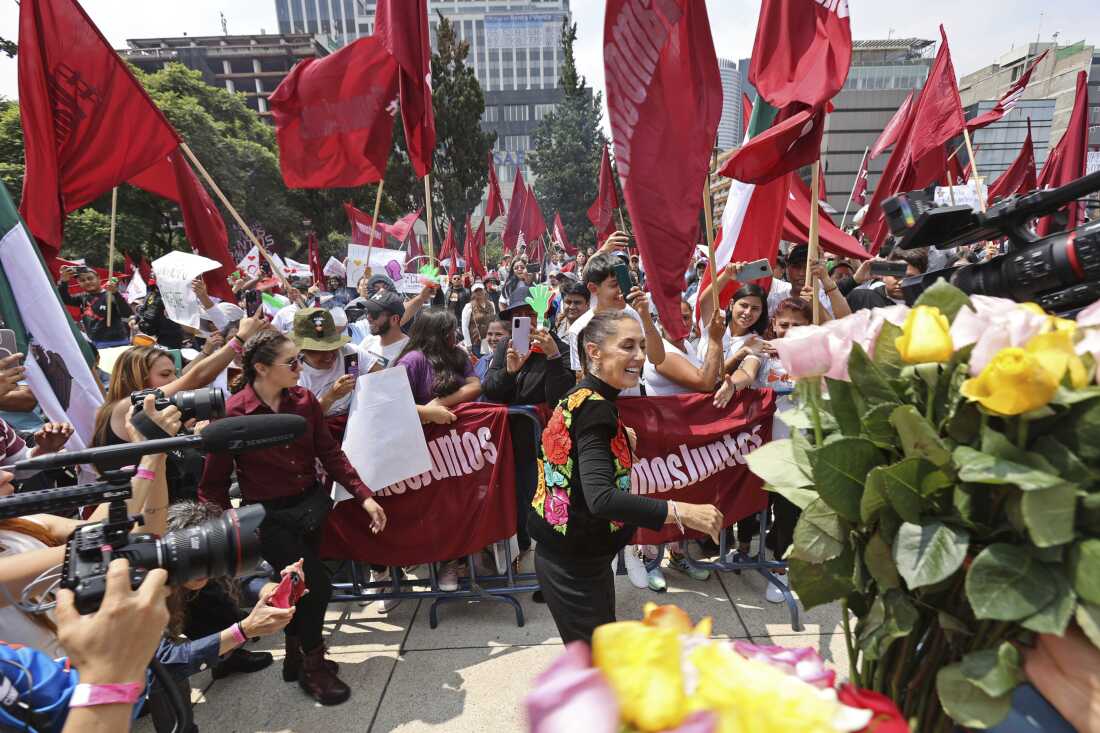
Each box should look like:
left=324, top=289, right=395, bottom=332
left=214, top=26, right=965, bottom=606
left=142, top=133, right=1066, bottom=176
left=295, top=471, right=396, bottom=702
left=717, top=58, right=744, bottom=150
left=118, top=33, right=330, bottom=120
left=275, top=0, right=358, bottom=49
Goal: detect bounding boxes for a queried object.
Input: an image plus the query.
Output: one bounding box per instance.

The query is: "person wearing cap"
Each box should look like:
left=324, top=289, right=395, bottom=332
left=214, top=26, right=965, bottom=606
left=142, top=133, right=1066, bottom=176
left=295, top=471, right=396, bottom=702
left=290, top=308, right=369, bottom=437
left=461, top=282, right=497, bottom=358
left=349, top=290, right=411, bottom=368
left=765, top=243, right=849, bottom=319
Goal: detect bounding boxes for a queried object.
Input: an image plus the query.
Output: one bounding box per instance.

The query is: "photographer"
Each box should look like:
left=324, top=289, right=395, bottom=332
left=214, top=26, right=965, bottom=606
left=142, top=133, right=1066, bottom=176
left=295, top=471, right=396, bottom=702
left=843, top=248, right=928, bottom=312
left=57, top=265, right=132, bottom=347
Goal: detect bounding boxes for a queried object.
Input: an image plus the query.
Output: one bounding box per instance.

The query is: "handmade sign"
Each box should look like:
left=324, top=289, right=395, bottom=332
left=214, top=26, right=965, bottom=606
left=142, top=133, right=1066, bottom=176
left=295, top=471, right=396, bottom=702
left=346, top=244, right=407, bottom=287
left=151, top=251, right=222, bottom=329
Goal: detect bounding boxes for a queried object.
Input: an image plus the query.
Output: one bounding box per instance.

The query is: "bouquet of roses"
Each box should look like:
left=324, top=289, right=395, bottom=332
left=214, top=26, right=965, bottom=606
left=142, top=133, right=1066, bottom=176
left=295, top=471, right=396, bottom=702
left=744, top=281, right=1100, bottom=730
left=525, top=603, right=906, bottom=733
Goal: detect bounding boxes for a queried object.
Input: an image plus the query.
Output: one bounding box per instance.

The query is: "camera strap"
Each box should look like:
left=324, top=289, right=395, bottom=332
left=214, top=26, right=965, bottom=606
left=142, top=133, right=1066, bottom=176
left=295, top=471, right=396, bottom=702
left=131, top=411, right=171, bottom=441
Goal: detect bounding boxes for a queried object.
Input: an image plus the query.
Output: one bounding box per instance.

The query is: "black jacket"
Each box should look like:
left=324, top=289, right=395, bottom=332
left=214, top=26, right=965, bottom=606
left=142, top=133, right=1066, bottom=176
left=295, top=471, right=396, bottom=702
left=136, top=289, right=185, bottom=349
left=481, top=331, right=574, bottom=407
left=58, top=284, right=131, bottom=344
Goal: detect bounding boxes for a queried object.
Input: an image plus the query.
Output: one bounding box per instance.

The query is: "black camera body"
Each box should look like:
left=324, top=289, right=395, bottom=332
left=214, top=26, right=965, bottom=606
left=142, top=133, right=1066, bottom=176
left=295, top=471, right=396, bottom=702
left=130, top=387, right=226, bottom=422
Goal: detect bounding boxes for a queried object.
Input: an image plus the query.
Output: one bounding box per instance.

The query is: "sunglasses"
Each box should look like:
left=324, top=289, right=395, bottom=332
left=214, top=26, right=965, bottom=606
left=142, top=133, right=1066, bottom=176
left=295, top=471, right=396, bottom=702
left=276, top=354, right=305, bottom=371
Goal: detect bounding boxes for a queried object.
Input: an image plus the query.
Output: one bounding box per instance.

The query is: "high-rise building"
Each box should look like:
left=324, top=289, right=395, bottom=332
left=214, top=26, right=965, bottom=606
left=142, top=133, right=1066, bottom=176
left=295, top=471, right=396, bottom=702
left=717, top=58, right=743, bottom=150
left=275, top=0, right=358, bottom=49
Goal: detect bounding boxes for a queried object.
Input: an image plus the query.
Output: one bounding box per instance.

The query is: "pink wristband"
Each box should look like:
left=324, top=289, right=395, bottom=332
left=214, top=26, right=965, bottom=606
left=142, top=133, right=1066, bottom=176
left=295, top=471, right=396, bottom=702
left=69, top=682, right=144, bottom=708
left=230, top=622, right=248, bottom=645
left=134, top=467, right=156, bottom=482
left=229, top=337, right=244, bottom=355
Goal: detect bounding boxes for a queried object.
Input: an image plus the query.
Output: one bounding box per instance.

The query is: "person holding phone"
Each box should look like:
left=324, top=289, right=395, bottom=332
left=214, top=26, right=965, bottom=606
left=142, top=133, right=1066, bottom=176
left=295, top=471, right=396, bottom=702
left=290, top=308, right=368, bottom=438
left=57, top=265, right=132, bottom=347
left=842, top=248, right=928, bottom=312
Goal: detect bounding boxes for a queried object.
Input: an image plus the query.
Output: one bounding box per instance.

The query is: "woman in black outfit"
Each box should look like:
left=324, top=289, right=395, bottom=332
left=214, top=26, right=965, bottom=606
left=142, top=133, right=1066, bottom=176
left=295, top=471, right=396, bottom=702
left=527, top=309, right=723, bottom=644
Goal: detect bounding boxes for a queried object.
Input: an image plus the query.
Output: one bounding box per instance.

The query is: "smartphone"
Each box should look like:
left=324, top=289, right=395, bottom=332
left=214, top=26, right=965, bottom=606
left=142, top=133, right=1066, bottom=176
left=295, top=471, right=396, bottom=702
left=0, top=329, right=17, bottom=360
left=363, top=350, right=389, bottom=373
left=870, top=260, right=909, bottom=278
left=525, top=262, right=541, bottom=274
left=244, top=289, right=261, bottom=317
left=512, top=316, right=531, bottom=356
left=268, top=572, right=305, bottom=609
left=736, top=258, right=773, bottom=282
left=612, top=261, right=634, bottom=298
left=343, top=352, right=359, bottom=379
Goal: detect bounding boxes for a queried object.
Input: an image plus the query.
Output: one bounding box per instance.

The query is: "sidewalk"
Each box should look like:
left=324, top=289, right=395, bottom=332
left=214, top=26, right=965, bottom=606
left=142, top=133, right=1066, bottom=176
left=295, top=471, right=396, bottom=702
left=135, top=562, right=845, bottom=733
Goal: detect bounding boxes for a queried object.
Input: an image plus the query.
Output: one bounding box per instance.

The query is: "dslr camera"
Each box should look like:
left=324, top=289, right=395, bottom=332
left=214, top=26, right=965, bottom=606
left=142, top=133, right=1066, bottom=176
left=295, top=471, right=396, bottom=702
left=130, top=386, right=226, bottom=421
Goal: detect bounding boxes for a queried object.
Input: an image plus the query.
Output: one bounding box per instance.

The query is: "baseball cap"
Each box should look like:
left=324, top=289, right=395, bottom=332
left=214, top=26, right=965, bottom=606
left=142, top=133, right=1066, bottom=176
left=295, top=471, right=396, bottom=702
left=471, top=282, right=486, bottom=293
left=291, top=307, right=350, bottom=351
left=787, top=244, right=810, bottom=264
left=365, top=290, right=406, bottom=318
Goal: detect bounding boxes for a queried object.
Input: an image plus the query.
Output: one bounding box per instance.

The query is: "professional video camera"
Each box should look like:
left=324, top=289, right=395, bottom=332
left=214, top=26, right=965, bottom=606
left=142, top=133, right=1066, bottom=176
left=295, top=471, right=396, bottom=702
left=882, top=169, right=1100, bottom=315
left=130, top=385, right=226, bottom=421
left=1, top=414, right=306, bottom=614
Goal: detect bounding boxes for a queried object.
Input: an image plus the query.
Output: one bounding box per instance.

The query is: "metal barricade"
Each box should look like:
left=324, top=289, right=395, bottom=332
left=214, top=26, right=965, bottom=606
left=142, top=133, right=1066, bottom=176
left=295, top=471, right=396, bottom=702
left=329, top=405, right=543, bottom=628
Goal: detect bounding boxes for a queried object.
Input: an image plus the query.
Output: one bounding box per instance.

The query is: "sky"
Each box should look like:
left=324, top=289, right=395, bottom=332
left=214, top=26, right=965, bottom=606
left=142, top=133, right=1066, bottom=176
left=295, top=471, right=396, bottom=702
left=1, top=0, right=1099, bottom=114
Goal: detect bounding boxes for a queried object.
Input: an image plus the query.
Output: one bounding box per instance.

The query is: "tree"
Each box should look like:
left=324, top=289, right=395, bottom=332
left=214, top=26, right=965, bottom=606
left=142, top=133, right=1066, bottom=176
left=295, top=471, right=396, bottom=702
left=382, top=15, right=495, bottom=254
left=527, top=20, right=611, bottom=249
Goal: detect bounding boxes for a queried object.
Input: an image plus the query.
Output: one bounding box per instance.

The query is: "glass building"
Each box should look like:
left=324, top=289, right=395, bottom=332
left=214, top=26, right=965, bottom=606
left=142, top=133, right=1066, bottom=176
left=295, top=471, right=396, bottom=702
left=717, top=58, right=743, bottom=150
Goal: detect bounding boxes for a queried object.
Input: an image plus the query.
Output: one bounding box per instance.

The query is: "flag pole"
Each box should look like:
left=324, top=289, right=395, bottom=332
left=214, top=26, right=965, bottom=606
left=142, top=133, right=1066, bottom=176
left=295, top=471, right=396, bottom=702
left=962, top=128, right=986, bottom=212
left=423, top=175, right=435, bottom=263
left=702, top=148, right=720, bottom=317
left=807, top=160, right=823, bottom=325
left=616, top=207, right=628, bottom=235
left=105, top=187, right=118, bottom=328
left=840, top=146, right=869, bottom=230
left=179, top=143, right=291, bottom=292
left=365, top=179, right=385, bottom=275
left=945, top=166, right=957, bottom=206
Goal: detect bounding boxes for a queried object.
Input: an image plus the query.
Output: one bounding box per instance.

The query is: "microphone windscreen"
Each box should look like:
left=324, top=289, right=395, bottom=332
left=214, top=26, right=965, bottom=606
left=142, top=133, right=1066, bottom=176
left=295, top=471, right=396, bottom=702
left=200, top=415, right=307, bottom=453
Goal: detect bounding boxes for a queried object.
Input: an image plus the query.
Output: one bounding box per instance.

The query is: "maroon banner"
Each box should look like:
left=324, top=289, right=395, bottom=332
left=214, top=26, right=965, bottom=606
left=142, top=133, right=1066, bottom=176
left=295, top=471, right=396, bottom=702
left=619, top=390, right=776, bottom=545
left=321, top=404, right=516, bottom=566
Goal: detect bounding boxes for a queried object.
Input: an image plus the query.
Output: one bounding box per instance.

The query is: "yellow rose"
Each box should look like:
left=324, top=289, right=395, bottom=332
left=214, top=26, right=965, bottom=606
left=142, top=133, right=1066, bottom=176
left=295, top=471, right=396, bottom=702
left=896, top=305, right=954, bottom=364
left=592, top=621, right=685, bottom=731
left=960, top=347, right=1060, bottom=415
left=1020, top=302, right=1078, bottom=337
left=1026, top=331, right=1088, bottom=389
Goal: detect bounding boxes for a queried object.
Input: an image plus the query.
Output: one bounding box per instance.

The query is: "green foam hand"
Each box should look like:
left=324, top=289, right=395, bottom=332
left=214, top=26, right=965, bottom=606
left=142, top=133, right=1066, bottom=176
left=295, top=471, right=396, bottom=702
left=418, top=263, right=442, bottom=287
left=525, top=283, right=552, bottom=330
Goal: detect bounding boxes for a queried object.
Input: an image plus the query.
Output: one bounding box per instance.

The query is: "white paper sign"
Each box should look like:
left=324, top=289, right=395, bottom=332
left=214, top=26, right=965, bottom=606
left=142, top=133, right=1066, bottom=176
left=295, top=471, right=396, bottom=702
left=934, top=179, right=988, bottom=210
left=323, top=256, right=346, bottom=278
left=332, top=365, right=432, bottom=502
left=236, top=245, right=288, bottom=280
left=346, top=244, right=407, bottom=287
left=151, top=251, right=223, bottom=329
left=1088, top=151, right=1100, bottom=176
left=124, top=273, right=147, bottom=305
left=399, top=272, right=423, bottom=294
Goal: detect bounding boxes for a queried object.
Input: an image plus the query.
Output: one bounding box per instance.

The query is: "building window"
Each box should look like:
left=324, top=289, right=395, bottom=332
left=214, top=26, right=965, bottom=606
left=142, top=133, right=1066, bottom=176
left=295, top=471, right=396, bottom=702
left=534, top=103, right=556, bottom=120
left=503, top=104, right=529, bottom=122
left=503, top=135, right=530, bottom=151
left=483, top=106, right=499, bottom=122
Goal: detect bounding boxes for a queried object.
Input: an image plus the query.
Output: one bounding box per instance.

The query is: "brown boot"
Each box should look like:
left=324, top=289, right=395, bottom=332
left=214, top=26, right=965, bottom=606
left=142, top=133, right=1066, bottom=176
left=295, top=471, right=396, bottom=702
left=299, top=644, right=351, bottom=706
left=282, top=635, right=338, bottom=682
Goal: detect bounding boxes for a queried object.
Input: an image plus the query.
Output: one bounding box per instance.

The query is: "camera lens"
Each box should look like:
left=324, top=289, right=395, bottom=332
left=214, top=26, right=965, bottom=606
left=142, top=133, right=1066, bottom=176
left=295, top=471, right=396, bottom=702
left=158, top=505, right=265, bottom=584
left=171, top=387, right=227, bottom=421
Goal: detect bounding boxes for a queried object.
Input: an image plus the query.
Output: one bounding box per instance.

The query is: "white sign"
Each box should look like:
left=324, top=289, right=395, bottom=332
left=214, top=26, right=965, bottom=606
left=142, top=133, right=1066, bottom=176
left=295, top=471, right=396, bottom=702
left=332, top=366, right=432, bottom=502
left=151, top=251, right=223, bottom=329
left=399, top=272, right=424, bottom=294
left=236, top=245, right=288, bottom=280
left=484, top=13, right=562, bottom=49
left=1088, top=151, right=1100, bottom=175
left=934, top=179, right=988, bottom=210
left=323, top=256, right=346, bottom=278
left=346, top=244, right=407, bottom=288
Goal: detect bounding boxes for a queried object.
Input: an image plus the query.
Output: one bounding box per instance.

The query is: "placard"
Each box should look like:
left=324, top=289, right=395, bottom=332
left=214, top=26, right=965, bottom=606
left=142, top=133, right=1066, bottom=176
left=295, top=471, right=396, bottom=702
left=346, top=244, right=407, bottom=288
left=151, top=251, right=222, bottom=329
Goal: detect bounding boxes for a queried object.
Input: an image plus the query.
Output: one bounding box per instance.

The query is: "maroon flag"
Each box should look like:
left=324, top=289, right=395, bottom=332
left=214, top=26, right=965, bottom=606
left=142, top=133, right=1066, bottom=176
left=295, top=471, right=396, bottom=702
left=851, top=154, right=869, bottom=206
left=966, top=50, right=1049, bottom=132
left=439, top=220, right=457, bottom=264
left=783, top=173, right=869, bottom=260
left=467, top=217, right=487, bottom=277
left=907, top=26, right=966, bottom=165
left=748, top=0, right=852, bottom=108
left=869, top=91, right=914, bottom=159
left=307, top=230, right=323, bottom=284
left=1036, top=71, right=1090, bottom=237
left=17, top=0, right=181, bottom=259
left=987, top=120, right=1038, bottom=203
left=485, top=153, right=504, bottom=223
left=553, top=212, right=577, bottom=256
left=501, top=169, right=528, bottom=252
left=375, top=0, right=435, bottom=177
left=269, top=37, right=398, bottom=189
left=719, top=103, right=828, bottom=184
left=587, top=145, right=620, bottom=241
left=605, top=0, right=722, bottom=342
left=741, top=92, right=754, bottom=134
left=522, top=187, right=548, bottom=243
left=344, top=204, right=422, bottom=246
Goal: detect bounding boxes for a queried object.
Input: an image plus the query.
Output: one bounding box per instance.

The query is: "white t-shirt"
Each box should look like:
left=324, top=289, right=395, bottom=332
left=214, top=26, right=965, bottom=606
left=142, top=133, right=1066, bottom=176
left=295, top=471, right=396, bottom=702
left=0, top=526, right=63, bottom=658
left=358, top=333, right=409, bottom=371
left=298, top=344, right=368, bottom=416
left=767, top=279, right=833, bottom=318
left=643, top=339, right=702, bottom=396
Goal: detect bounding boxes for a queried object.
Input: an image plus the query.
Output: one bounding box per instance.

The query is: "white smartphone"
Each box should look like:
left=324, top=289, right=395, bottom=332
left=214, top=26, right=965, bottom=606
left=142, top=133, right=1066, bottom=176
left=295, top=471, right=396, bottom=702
left=0, top=329, right=17, bottom=360
left=736, top=258, right=773, bottom=282
left=512, top=316, right=531, bottom=356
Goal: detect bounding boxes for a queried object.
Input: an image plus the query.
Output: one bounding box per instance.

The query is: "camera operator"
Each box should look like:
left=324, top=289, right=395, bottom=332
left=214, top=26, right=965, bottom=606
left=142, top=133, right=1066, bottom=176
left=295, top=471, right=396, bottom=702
left=57, top=265, right=132, bottom=348
left=0, top=394, right=179, bottom=657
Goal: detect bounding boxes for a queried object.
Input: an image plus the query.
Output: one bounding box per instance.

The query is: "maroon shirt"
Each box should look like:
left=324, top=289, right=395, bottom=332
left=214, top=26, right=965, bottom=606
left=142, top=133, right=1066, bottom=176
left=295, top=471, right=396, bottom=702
left=198, top=384, right=373, bottom=508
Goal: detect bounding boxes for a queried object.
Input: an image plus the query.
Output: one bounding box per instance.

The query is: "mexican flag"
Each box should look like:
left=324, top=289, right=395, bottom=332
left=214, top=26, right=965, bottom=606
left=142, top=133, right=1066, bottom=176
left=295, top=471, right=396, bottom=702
left=0, top=184, right=103, bottom=450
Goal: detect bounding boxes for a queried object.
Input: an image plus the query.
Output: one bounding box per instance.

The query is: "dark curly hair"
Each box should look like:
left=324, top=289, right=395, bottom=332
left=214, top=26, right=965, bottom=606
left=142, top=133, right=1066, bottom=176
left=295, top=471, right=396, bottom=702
left=395, top=307, right=469, bottom=399
left=231, top=330, right=291, bottom=393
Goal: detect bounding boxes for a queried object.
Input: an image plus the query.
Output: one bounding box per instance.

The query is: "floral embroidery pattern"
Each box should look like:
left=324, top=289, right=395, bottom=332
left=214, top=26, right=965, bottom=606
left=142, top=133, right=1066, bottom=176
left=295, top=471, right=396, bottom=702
left=532, top=388, right=635, bottom=535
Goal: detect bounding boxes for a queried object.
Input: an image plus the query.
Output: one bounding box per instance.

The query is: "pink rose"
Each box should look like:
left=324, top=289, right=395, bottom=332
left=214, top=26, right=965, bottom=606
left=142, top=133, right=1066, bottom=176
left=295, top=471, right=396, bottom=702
left=732, top=641, right=836, bottom=689
left=822, top=310, right=880, bottom=381
left=1078, top=298, right=1100, bottom=328
left=773, top=325, right=834, bottom=379
left=952, top=299, right=1047, bottom=375
left=544, top=488, right=570, bottom=527
left=526, top=642, right=619, bottom=733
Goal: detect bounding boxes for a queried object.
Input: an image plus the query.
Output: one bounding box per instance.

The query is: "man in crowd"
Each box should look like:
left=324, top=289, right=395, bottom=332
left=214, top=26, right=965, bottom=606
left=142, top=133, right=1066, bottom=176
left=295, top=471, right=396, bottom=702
left=473, top=317, right=510, bottom=381
left=57, top=264, right=132, bottom=346
left=841, top=248, right=928, bottom=311
left=291, top=308, right=365, bottom=435
left=556, top=280, right=589, bottom=340
left=353, top=290, right=411, bottom=369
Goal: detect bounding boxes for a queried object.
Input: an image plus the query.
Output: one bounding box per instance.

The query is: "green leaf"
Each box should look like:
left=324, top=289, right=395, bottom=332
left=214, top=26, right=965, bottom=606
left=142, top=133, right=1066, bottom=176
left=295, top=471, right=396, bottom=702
left=960, top=642, right=1023, bottom=698
left=1053, top=399, right=1100, bottom=463
left=938, top=610, right=973, bottom=637
left=878, top=457, right=945, bottom=523
left=1050, top=385, right=1100, bottom=406
left=745, top=439, right=812, bottom=490
left=788, top=551, right=856, bottom=610
left=1070, top=539, right=1100, bottom=604
left=980, top=425, right=1017, bottom=459
left=933, top=344, right=974, bottom=424
left=1034, top=435, right=1095, bottom=485
left=946, top=400, right=981, bottom=444
left=791, top=499, right=847, bottom=563
left=915, top=279, right=972, bottom=319
left=848, top=344, right=903, bottom=405
left=1081, top=493, right=1100, bottom=533
left=937, top=664, right=1012, bottom=729
left=864, top=531, right=900, bottom=589
left=809, top=438, right=884, bottom=522
left=1021, top=482, right=1077, bottom=548
left=1021, top=569, right=1075, bottom=635
left=861, top=467, right=889, bottom=524
left=1076, top=602, right=1100, bottom=652
left=890, top=404, right=952, bottom=467
left=856, top=589, right=918, bottom=660
left=790, top=422, right=815, bottom=478
left=894, top=520, right=969, bottom=589
left=953, top=446, right=1065, bottom=491
left=825, top=378, right=862, bottom=436
left=763, top=484, right=818, bottom=511
left=872, top=321, right=905, bottom=374
left=861, top=403, right=900, bottom=448
left=966, top=544, right=1059, bottom=620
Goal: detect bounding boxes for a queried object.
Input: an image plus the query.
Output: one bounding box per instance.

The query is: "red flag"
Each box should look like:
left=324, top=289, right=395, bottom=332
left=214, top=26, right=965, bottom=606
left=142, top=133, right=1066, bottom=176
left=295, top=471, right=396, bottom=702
left=966, top=50, right=1049, bottom=133
left=344, top=204, right=422, bottom=246
left=868, top=91, right=914, bottom=159
left=485, top=153, right=504, bottom=223
left=605, top=0, right=723, bottom=342
left=940, top=151, right=967, bottom=186
left=128, top=150, right=235, bottom=301
left=987, top=120, right=1037, bottom=203
left=375, top=0, right=435, bottom=177
left=907, top=26, right=966, bottom=165
left=439, top=220, right=457, bottom=264
left=466, top=217, right=487, bottom=278
left=17, top=0, right=180, bottom=258
left=553, top=212, right=577, bottom=256
left=748, top=0, right=852, bottom=109
left=308, top=230, right=323, bottom=284
left=389, top=209, right=423, bottom=245
left=783, top=173, right=869, bottom=260
left=522, top=187, right=548, bottom=244
left=587, top=145, right=620, bottom=241
left=501, top=169, right=528, bottom=252
left=269, top=37, right=398, bottom=189
left=406, top=229, right=424, bottom=272
left=851, top=155, right=869, bottom=207
left=741, top=92, right=754, bottom=134
left=1036, top=71, right=1089, bottom=237
left=719, top=103, right=829, bottom=184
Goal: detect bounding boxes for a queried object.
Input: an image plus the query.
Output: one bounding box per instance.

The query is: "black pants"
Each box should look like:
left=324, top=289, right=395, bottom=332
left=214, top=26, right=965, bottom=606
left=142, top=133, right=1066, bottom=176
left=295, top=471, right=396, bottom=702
left=534, top=546, right=616, bottom=645
left=735, top=495, right=801, bottom=558
left=183, top=582, right=242, bottom=640
left=258, top=497, right=332, bottom=652
left=509, top=414, right=538, bottom=552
